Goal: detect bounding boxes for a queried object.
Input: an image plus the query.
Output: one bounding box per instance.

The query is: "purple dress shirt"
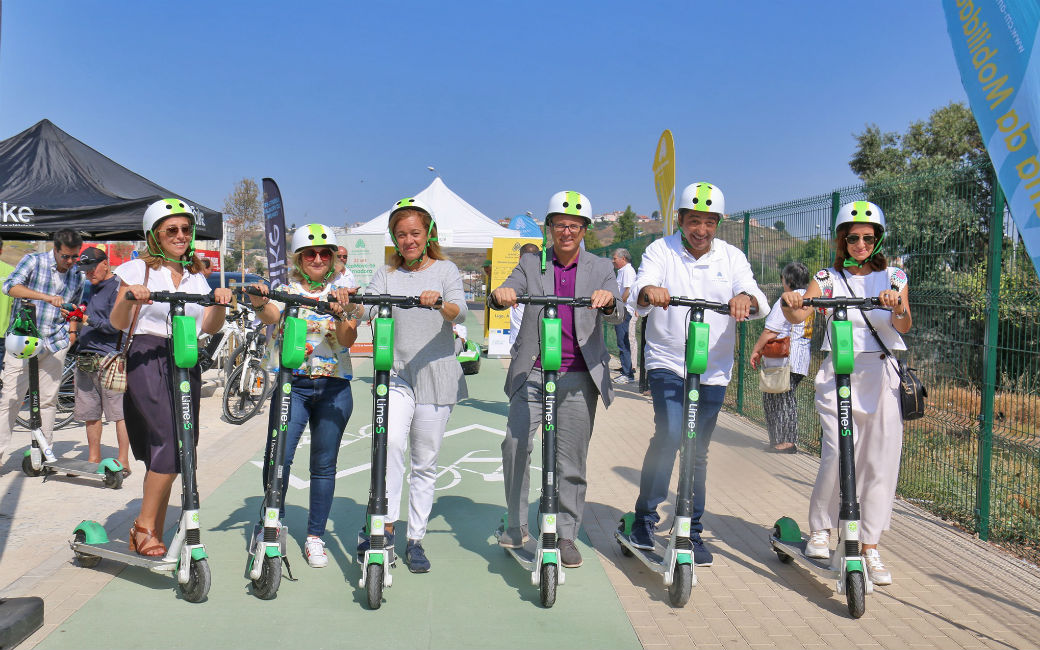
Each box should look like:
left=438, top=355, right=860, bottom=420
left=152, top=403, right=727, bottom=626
left=535, top=251, right=588, bottom=374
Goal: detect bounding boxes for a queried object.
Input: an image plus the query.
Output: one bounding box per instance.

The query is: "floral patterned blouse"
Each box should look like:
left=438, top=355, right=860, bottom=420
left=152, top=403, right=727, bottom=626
left=280, top=278, right=355, bottom=380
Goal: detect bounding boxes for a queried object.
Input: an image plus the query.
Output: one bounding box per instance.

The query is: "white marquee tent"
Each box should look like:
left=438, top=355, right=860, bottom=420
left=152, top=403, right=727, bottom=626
left=351, top=177, right=525, bottom=248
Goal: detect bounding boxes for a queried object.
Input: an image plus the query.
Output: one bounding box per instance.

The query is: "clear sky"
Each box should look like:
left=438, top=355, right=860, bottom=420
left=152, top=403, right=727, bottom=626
left=0, top=1, right=968, bottom=228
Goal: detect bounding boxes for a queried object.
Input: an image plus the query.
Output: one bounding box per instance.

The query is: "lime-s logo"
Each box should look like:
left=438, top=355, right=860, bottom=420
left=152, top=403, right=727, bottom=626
left=180, top=381, right=190, bottom=393
left=282, top=383, right=291, bottom=394
left=192, top=513, right=200, bottom=523
left=545, top=515, right=555, bottom=525
left=376, top=384, right=388, bottom=396
left=839, top=386, right=851, bottom=399
left=847, top=522, right=858, bottom=533
left=689, top=389, right=699, bottom=401
left=267, top=511, right=276, bottom=520
left=546, top=381, right=556, bottom=393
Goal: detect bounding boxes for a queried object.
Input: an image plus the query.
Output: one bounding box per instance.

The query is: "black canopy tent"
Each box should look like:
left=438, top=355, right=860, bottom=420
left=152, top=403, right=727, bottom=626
left=0, top=119, right=222, bottom=241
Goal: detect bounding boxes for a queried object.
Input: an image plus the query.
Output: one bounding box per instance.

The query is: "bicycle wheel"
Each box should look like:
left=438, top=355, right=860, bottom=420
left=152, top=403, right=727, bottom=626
left=16, top=360, right=78, bottom=430
left=222, top=362, right=270, bottom=425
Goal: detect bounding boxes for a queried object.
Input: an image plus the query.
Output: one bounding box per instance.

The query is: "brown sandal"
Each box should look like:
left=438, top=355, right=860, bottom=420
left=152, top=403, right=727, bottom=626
left=129, top=521, right=167, bottom=557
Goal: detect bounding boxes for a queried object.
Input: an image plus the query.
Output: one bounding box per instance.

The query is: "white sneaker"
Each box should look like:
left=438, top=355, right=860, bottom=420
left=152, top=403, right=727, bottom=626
left=865, top=548, right=892, bottom=585
left=305, top=536, right=329, bottom=568
left=805, top=530, right=831, bottom=559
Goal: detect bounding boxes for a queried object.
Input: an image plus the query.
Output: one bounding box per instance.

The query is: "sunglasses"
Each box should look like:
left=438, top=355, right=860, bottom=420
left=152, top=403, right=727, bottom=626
left=58, top=253, right=78, bottom=261
left=302, top=248, right=333, bottom=261
left=161, top=225, right=193, bottom=237
left=337, top=255, right=348, bottom=260
left=845, top=234, right=877, bottom=245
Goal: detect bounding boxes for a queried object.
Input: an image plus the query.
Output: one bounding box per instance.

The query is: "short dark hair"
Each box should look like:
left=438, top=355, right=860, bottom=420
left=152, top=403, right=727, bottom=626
left=781, top=261, right=810, bottom=290
left=54, top=229, right=82, bottom=251
left=519, top=243, right=540, bottom=255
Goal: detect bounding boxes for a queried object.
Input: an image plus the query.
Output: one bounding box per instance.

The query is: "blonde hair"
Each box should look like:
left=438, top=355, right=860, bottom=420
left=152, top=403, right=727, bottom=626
left=388, top=208, right=447, bottom=271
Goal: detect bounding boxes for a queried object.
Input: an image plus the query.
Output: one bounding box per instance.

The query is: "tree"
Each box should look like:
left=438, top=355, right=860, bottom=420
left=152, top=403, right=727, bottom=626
left=773, top=220, right=786, bottom=234
left=584, top=225, right=601, bottom=249
left=223, top=178, right=263, bottom=236
left=651, top=210, right=660, bottom=221
left=613, top=205, right=637, bottom=243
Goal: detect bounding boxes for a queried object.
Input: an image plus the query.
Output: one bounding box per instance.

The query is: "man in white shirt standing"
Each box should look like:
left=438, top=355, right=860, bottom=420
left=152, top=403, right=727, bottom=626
left=624, top=182, right=768, bottom=566
left=611, top=248, right=637, bottom=383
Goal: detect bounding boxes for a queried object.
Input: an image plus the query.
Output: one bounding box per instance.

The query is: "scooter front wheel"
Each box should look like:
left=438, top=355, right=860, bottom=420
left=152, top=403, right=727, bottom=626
left=845, top=571, right=866, bottom=619
left=366, top=564, right=384, bottom=610
left=668, top=563, right=692, bottom=607
left=21, top=455, right=41, bottom=477
left=179, top=558, right=212, bottom=603
left=539, top=563, right=558, bottom=608
left=252, top=555, right=281, bottom=600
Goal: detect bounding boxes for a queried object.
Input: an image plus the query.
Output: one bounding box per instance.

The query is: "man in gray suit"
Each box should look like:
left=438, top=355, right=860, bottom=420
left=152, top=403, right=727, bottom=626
left=490, top=190, right=624, bottom=568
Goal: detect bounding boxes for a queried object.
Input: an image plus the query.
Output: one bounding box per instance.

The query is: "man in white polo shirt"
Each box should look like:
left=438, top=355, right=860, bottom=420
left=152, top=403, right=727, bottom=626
left=624, top=181, right=768, bottom=566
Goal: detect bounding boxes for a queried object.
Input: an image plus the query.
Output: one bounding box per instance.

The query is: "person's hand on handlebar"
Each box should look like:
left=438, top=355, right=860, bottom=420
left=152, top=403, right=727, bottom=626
left=124, top=284, right=152, bottom=305
left=729, top=292, right=755, bottom=322
left=491, top=287, right=517, bottom=308
left=246, top=283, right=270, bottom=310
left=330, top=287, right=354, bottom=320
left=878, top=289, right=903, bottom=314
left=638, top=285, right=671, bottom=308
left=589, top=289, right=615, bottom=312
left=213, top=288, right=233, bottom=305
left=419, top=290, right=443, bottom=310
left=780, top=290, right=804, bottom=310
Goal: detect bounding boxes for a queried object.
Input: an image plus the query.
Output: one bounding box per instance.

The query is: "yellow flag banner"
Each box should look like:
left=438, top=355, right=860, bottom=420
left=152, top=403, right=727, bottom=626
left=654, top=129, right=676, bottom=235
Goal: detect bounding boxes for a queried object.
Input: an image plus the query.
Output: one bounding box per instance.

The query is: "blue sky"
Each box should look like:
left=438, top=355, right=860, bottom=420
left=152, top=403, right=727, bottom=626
left=0, top=1, right=967, bottom=228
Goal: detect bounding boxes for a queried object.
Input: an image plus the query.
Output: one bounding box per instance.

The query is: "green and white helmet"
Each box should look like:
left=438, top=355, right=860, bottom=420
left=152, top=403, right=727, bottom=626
left=390, top=197, right=434, bottom=221
left=677, top=182, right=725, bottom=217
left=291, top=223, right=338, bottom=253
left=545, top=191, right=592, bottom=225
left=143, top=198, right=194, bottom=233
left=835, top=200, right=886, bottom=233
left=7, top=333, right=41, bottom=359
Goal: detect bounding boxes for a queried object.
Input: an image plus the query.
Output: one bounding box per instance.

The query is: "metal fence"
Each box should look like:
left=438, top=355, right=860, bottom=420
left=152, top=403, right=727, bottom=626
left=592, top=161, right=1040, bottom=563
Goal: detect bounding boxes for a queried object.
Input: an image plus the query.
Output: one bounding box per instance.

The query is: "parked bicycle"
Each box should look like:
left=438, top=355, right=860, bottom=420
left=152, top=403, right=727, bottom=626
left=198, top=303, right=253, bottom=375
left=222, top=316, right=272, bottom=425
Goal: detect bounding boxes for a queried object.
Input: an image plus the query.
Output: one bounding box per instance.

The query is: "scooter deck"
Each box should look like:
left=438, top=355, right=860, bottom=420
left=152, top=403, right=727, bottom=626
left=494, top=530, right=539, bottom=571
left=70, top=539, right=178, bottom=572
left=770, top=535, right=835, bottom=574
left=43, top=458, right=107, bottom=479
left=615, top=531, right=670, bottom=572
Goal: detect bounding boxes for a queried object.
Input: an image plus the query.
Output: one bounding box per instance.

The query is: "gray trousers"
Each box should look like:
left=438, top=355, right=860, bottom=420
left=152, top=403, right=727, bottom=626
left=502, top=369, right=598, bottom=540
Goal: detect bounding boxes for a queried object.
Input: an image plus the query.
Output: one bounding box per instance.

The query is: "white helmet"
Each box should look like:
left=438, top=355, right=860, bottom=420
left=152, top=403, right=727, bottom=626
left=291, top=223, right=338, bottom=253
left=677, top=182, right=725, bottom=217
left=143, top=198, right=194, bottom=233
left=835, top=200, right=886, bottom=233
left=545, top=191, right=592, bottom=225
left=6, top=333, right=41, bottom=359
left=389, top=197, right=434, bottom=221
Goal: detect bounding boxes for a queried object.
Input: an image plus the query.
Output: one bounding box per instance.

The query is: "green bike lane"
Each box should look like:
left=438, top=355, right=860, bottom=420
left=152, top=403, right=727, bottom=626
left=36, top=343, right=641, bottom=648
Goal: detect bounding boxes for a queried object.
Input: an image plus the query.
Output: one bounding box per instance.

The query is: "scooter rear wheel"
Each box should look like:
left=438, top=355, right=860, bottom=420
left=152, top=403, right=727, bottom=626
left=72, top=531, right=101, bottom=568
left=179, top=558, right=212, bottom=603
left=772, top=524, right=793, bottom=563
left=252, top=555, right=281, bottom=600
left=668, top=563, right=693, bottom=607
left=845, top=571, right=866, bottom=619
left=539, top=563, right=558, bottom=608
left=103, top=468, right=123, bottom=489
left=366, top=564, right=384, bottom=610
left=21, top=455, right=41, bottom=477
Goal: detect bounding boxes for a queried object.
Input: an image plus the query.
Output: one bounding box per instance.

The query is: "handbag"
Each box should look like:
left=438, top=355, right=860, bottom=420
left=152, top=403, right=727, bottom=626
left=99, top=268, right=147, bottom=393
left=837, top=270, right=926, bottom=421
left=762, top=336, right=790, bottom=358
left=759, top=360, right=791, bottom=394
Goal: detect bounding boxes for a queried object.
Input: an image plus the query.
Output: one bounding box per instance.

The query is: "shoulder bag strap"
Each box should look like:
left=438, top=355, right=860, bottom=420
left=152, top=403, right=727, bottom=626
left=119, top=266, right=149, bottom=354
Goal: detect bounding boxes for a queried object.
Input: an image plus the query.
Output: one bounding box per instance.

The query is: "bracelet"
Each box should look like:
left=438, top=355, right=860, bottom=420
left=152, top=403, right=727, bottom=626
left=893, top=310, right=908, bottom=320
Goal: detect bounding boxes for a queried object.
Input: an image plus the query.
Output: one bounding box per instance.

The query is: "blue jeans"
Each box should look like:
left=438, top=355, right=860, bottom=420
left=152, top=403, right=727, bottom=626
left=635, top=369, right=726, bottom=537
left=264, top=376, right=353, bottom=537
left=615, top=312, right=633, bottom=378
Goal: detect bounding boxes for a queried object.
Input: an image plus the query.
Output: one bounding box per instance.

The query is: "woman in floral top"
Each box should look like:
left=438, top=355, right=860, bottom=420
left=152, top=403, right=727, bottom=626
left=247, top=223, right=360, bottom=569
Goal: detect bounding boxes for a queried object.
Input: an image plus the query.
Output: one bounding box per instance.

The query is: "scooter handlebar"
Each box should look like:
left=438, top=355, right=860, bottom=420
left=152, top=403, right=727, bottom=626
left=495, top=294, right=613, bottom=313
left=667, top=296, right=758, bottom=316
left=793, top=297, right=889, bottom=310
left=124, top=290, right=229, bottom=307
left=242, top=287, right=442, bottom=312
left=243, top=287, right=338, bottom=315
left=351, top=293, right=443, bottom=309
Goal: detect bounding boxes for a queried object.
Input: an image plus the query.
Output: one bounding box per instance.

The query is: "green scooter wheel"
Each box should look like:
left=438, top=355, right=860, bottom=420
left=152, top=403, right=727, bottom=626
left=22, top=455, right=41, bottom=477
left=539, top=563, right=557, bottom=608
left=366, top=563, right=384, bottom=610
left=846, top=571, right=866, bottom=619
left=179, top=558, right=211, bottom=603
left=252, top=555, right=281, bottom=600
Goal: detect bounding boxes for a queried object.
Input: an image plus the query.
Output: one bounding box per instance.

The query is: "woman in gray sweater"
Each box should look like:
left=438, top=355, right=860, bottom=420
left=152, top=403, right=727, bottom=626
left=358, top=197, right=467, bottom=573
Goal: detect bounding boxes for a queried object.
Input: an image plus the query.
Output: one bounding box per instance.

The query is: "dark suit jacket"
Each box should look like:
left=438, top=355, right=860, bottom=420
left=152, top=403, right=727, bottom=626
left=495, top=247, right=625, bottom=406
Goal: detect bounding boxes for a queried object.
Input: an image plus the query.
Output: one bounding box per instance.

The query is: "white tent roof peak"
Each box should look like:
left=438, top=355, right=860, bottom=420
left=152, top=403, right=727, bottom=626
left=350, top=177, right=525, bottom=248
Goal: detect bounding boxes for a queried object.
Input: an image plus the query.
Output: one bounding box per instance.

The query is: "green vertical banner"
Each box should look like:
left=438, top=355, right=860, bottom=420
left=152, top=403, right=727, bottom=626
left=944, top=0, right=1040, bottom=269
left=654, top=130, right=676, bottom=235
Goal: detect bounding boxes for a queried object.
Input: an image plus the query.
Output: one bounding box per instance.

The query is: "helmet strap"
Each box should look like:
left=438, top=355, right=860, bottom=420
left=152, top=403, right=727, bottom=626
left=146, top=224, right=196, bottom=267
left=295, top=260, right=333, bottom=291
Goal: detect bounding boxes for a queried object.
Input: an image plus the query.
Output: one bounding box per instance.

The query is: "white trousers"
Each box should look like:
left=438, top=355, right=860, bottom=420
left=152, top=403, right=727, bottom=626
left=0, top=347, right=69, bottom=465
left=385, top=376, right=453, bottom=541
left=809, top=352, right=904, bottom=545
